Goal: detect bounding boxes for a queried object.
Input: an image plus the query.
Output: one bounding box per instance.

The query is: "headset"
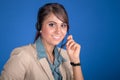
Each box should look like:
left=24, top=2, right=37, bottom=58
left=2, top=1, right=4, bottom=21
left=35, top=11, right=70, bottom=46
left=36, top=22, right=41, bottom=31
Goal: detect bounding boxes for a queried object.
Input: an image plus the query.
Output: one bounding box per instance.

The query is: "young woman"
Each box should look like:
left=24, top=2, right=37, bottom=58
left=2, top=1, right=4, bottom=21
left=0, top=3, right=84, bottom=80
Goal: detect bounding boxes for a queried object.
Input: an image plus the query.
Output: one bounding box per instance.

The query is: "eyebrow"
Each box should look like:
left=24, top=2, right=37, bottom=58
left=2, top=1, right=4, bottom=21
left=48, top=21, right=57, bottom=24
left=48, top=21, right=67, bottom=25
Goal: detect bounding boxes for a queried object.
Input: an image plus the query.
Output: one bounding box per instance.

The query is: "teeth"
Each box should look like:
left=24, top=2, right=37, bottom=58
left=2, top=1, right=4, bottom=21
left=53, top=36, right=61, bottom=39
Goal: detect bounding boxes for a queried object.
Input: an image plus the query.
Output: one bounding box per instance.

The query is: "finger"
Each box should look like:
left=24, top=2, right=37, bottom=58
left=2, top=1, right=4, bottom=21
left=67, top=35, right=73, bottom=41
left=75, top=43, right=81, bottom=53
left=66, top=38, right=74, bottom=47
left=67, top=41, right=76, bottom=49
left=74, top=44, right=79, bottom=51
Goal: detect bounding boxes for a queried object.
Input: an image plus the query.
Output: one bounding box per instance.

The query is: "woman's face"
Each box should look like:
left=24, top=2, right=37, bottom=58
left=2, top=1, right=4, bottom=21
left=40, top=13, right=67, bottom=46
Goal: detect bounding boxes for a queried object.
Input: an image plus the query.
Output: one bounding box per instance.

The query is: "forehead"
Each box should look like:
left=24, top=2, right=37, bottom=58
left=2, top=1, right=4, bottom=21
left=43, top=13, right=64, bottom=24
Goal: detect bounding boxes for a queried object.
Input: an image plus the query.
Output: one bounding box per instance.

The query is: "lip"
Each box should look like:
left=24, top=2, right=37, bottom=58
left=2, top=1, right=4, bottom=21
left=52, top=35, right=61, bottom=40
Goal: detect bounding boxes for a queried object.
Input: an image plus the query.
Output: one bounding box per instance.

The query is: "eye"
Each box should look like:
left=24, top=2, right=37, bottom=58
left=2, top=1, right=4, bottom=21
left=49, top=23, right=55, bottom=27
left=61, top=23, right=67, bottom=28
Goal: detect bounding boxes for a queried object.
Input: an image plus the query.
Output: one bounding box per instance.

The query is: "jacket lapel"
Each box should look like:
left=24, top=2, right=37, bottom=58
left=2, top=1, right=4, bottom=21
left=59, top=63, right=67, bottom=80
left=39, top=58, right=54, bottom=80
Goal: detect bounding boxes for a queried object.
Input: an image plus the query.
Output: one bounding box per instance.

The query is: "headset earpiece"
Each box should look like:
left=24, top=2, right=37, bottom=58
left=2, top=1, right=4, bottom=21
left=36, top=22, right=41, bottom=31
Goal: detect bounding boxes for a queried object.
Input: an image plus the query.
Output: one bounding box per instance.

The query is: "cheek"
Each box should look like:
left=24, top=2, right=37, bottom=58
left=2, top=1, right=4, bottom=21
left=61, top=31, right=67, bottom=40
left=41, top=28, right=53, bottom=36
left=62, top=30, right=67, bottom=36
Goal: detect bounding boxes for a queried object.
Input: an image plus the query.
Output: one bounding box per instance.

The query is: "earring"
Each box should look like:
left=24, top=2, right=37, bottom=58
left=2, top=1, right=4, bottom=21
left=40, top=30, right=42, bottom=33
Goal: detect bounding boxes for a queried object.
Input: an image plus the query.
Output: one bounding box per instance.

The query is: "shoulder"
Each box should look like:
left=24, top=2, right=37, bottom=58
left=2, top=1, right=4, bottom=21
left=1, top=44, right=36, bottom=79
left=11, top=44, right=33, bottom=55
left=8, top=44, right=36, bottom=66
left=3, top=44, right=37, bottom=70
left=11, top=44, right=35, bottom=57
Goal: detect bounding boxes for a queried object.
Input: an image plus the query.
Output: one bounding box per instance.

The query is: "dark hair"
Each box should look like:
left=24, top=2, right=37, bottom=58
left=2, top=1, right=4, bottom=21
left=34, top=3, right=69, bottom=41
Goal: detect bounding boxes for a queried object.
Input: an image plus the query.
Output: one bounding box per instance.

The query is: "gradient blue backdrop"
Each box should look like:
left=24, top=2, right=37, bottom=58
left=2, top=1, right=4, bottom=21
left=0, top=0, right=120, bottom=80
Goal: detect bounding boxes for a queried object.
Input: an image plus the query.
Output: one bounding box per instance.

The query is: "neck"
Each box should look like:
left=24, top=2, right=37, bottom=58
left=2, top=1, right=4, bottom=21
left=41, top=39, right=55, bottom=64
left=42, top=39, right=54, bottom=53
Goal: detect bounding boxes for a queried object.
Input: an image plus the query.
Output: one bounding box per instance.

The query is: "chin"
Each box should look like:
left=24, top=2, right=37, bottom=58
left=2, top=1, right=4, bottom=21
left=54, top=42, right=60, bottom=45
left=52, top=41, right=61, bottom=45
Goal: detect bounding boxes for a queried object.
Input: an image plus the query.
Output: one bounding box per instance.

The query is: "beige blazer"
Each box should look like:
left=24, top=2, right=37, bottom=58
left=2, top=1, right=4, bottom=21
left=0, top=44, right=73, bottom=80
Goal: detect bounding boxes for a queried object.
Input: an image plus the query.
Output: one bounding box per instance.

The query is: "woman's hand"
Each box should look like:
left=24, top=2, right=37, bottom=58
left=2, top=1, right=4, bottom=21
left=66, top=35, right=84, bottom=80
left=66, top=35, right=81, bottom=63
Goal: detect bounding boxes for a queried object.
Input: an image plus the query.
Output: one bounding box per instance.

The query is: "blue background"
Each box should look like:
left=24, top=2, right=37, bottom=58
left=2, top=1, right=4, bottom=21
left=0, top=0, right=120, bottom=80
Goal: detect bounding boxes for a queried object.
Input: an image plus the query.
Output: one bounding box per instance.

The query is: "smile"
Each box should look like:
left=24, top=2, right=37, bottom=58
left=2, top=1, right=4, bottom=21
left=52, top=36, right=61, bottom=40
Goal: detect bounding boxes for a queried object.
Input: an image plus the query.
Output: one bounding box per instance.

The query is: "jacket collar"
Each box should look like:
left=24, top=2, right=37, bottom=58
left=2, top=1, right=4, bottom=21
left=35, top=37, right=66, bottom=62
left=35, top=37, right=66, bottom=80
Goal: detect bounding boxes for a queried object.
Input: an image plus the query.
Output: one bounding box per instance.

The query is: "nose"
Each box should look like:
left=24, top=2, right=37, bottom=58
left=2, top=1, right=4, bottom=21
left=55, top=27, right=61, bottom=34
